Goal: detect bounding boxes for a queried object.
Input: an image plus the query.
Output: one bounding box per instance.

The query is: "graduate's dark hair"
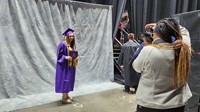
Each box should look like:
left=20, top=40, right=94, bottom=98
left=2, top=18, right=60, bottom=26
left=155, top=18, right=191, bottom=88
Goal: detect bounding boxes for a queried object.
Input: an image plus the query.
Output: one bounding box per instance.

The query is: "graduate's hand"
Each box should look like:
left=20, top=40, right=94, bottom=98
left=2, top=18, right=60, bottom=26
left=75, top=56, right=79, bottom=60
left=65, top=56, right=72, bottom=61
left=75, top=56, right=79, bottom=63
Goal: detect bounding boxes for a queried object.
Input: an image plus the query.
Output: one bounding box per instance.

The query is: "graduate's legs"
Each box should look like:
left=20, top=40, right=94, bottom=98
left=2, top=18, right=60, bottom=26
left=62, top=93, right=72, bottom=104
left=62, top=93, right=67, bottom=101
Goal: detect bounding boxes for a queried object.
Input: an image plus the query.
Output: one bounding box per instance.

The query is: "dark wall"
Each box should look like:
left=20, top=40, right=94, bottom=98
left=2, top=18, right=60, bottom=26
left=173, top=10, right=200, bottom=112
left=127, top=0, right=200, bottom=36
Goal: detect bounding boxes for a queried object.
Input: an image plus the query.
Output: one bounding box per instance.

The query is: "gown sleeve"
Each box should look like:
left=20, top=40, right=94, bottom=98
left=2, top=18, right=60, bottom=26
left=118, top=45, right=125, bottom=65
left=57, top=42, right=67, bottom=63
left=179, top=25, right=191, bottom=46
left=133, top=42, right=144, bottom=59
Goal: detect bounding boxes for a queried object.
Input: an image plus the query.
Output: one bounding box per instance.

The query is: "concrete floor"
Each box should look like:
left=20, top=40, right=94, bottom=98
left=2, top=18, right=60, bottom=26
left=15, top=88, right=137, bottom=112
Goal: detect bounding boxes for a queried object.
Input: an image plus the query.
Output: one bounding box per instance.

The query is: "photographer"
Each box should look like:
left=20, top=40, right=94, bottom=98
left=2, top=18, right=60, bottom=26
left=132, top=32, right=153, bottom=92
left=132, top=18, right=192, bottom=112
left=133, top=32, right=153, bottom=59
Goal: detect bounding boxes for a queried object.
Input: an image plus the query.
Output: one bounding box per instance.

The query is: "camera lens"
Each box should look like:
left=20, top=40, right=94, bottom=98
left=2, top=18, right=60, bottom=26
left=146, top=26, right=154, bottom=33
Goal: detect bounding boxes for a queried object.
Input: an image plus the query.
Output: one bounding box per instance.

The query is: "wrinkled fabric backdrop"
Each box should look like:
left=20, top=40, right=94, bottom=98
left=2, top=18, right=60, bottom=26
left=0, top=0, right=113, bottom=105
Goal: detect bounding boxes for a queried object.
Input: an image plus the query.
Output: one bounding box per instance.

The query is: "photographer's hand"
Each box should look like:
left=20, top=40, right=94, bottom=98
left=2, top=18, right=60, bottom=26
left=173, top=39, right=183, bottom=49
left=145, top=23, right=156, bottom=30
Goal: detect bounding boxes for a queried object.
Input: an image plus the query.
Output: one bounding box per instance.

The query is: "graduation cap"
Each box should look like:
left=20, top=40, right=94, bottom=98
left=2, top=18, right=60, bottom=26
left=62, top=28, right=74, bottom=36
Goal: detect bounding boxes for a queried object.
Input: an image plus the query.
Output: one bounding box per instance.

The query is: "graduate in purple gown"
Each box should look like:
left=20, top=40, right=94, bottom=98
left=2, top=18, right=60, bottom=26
left=55, top=28, right=78, bottom=104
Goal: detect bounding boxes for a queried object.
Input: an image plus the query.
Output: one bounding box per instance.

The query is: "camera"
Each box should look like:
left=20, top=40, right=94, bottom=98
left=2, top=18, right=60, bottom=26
left=146, top=26, right=154, bottom=33
left=137, top=32, right=153, bottom=44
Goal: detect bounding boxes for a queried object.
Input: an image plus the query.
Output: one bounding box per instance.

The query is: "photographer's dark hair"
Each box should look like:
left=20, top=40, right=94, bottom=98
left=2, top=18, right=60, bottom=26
left=142, top=32, right=153, bottom=44
left=155, top=18, right=191, bottom=88
left=136, top=32, right=143, bottom=43
left=154, top=18, right=181, bottom=43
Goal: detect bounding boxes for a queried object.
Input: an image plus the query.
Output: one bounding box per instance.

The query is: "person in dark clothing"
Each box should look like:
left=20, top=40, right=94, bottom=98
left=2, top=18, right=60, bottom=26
left=133, top=33, right=153, bottom=59
left=118, top=33, right=139, bottom=94
left=132, top=32, right=153, bottom=92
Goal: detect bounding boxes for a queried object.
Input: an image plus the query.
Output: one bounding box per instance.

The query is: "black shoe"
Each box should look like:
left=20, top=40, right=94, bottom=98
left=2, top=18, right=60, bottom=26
left=132, top=85, right=138, bottom=92
left=123, top=88, right=130, bottom=92
left=128, top=90, right=135, bottom=94
left=123, top=89, right=135, bottom=94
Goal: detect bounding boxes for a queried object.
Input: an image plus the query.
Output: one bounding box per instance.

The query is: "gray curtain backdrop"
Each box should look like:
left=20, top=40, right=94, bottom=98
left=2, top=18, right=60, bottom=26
left=0, top=0, right=113, bottom=103
left=72, top=0, right=127, bottom=39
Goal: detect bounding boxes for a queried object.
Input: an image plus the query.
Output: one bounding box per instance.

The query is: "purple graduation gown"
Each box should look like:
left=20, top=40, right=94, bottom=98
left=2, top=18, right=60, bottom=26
left=55, top=41, right=76, bottom=93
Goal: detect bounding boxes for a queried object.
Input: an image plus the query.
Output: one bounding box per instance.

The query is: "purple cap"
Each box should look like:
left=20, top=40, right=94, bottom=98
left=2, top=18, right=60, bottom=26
left=62, top=28, right=74, bottom=36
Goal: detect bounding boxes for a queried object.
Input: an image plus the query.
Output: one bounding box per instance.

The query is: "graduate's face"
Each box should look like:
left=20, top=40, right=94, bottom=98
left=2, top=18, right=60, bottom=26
left=68, top=34, right=74, bottom=42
